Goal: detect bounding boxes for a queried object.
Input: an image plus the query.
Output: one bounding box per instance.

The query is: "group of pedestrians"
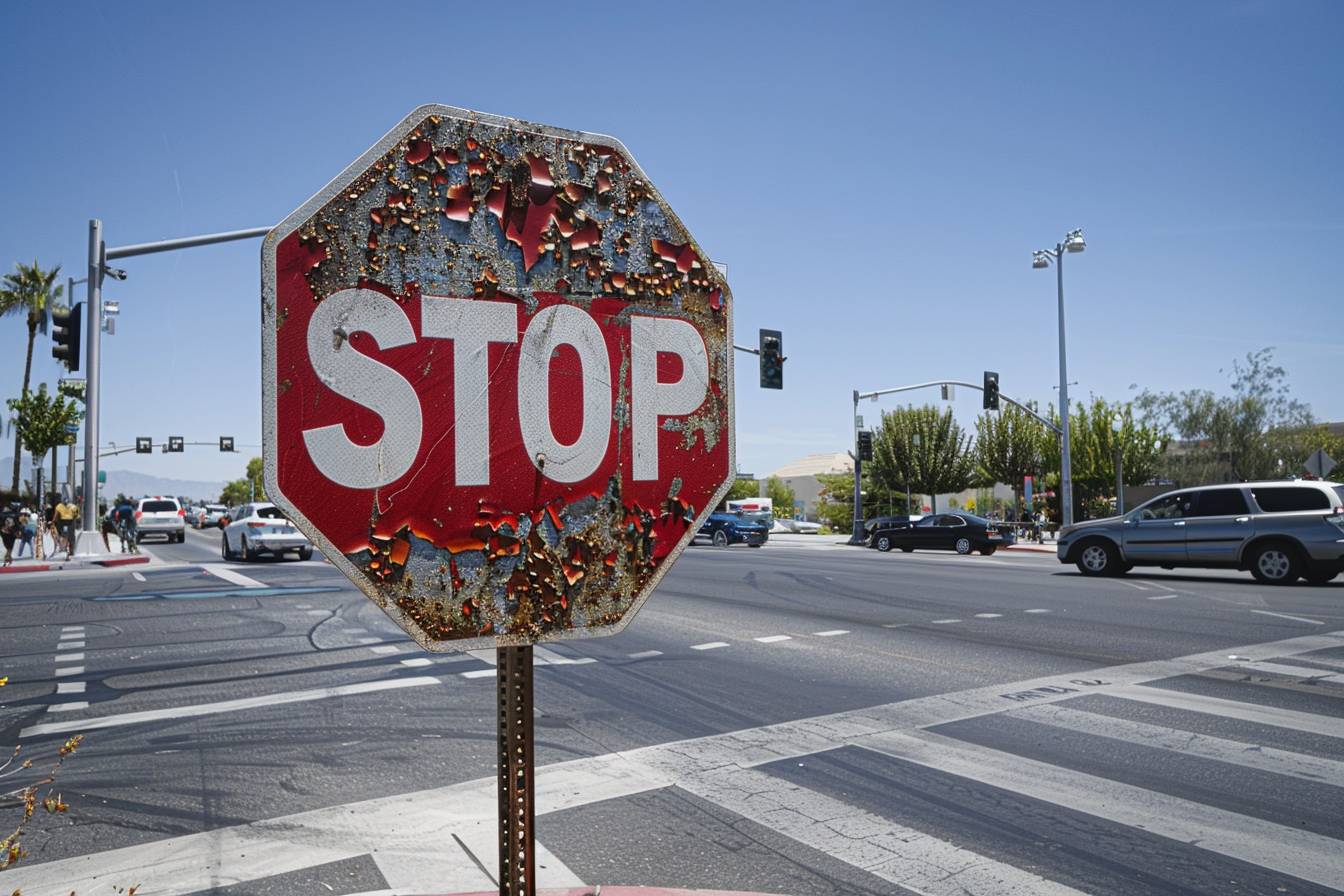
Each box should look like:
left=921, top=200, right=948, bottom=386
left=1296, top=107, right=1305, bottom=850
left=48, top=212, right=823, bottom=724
left=0, top=494, right=139, bottom=565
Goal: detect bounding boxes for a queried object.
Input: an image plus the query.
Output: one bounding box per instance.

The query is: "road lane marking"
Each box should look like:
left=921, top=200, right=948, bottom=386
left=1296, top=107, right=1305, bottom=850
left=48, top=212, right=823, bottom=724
left=1147, top=594, right=1178, bottom=600
left=400, top=658, right=433, bottom=667
left=1013, top=702, right=1344, bottom=787
left=368, top=645, right=401, bottom=655
left=626, top=650, right=663, bottom=659
left=58, top=640, right=85, bottom=649
left=55, top=666, right=83, bottom=677
left=60, top=626, right=85, bottom=634
left=1229, top=660, right=1344, bottom=683
left=533, top=646, right=576, bottom=665
left=1106, top=684, right=1344, bottom=739
left=357, top=637, right=380, bottom=644
left=200, top=564, right=267, bottom=589
left=48, top=702, right=89, bottom=713
left=56, top=682, right=85, bottom=694
left=1250, top=610, right=1324, bottom=625
left=132, top=571, right=146, bottom=582
left=929, top=619, right=960, bottom=624
left=813, top=630, right=849, bottom=637
left=973, top=613, right=1002, bottom=619
left=461, top=669, right=495, bottom=679
left=1024, top=608, right=1051, bottom=614
left=858, top=727, right=1344, bottom=891
left=1117, top=580, right=1150, bottom=591
left=682, top=766, right=1087, bottom=896
left=690, top=641, right=729, bottom=650
left=467, top=649, right=497, bottom=666
left=8, top=629, right=1340, bottom=896
left=55, top=653, right=84, bottom=662
left=754, top=635, right=792, bottom=643
left=341, top=628, right=367, bottom=635
left=19, top=677, right=441, bottom=739
left=305, top=609, right=327, bottom=616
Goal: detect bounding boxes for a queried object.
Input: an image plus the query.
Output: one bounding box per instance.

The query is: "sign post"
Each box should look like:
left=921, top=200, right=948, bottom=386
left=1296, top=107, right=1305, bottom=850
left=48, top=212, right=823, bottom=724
left=263, top=105, right=733, bottom=894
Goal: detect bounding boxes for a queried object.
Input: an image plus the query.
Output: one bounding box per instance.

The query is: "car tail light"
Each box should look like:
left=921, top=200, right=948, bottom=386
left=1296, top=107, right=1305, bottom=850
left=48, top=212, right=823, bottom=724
left=178, top=509, right=186, bottom=517
left=247, top=521, right=266, bottom=529
left=134, top=511, right=142, bottom=520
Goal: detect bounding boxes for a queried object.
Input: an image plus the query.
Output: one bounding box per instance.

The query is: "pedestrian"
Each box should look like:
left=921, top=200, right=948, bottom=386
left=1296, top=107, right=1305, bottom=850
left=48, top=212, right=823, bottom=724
left=101, top=504, right=117, bottom=553
left=0, top=513, right=16, bottom=567
left=114, top=496, right=139, bottom=553
left=44, top=496, right=58, bottom=555
left=16, top=511, right=35, bottom=558
left=54, top=496, right=79, bottom=559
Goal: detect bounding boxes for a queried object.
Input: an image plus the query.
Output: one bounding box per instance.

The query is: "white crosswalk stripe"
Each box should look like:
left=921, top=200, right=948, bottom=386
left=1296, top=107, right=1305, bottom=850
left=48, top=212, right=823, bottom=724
left=1104, top=684, right=1344, bottom=739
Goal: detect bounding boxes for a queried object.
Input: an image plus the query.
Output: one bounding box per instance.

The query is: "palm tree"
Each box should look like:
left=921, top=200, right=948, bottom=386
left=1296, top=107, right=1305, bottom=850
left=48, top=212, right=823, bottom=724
left=0, top=261, right=63, bottom=494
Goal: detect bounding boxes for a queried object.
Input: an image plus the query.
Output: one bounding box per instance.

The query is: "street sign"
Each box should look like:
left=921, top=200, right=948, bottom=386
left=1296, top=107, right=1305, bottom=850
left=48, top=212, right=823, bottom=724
left=219, top=436, right=234, bottom=452
left=167, top=436, right=184, bottom=453
left=135, top=437, right=152, bottom=454
left=1304, top=448, right=1336, bottom=480
left=262, top=105, right=734, bottom=652
left=64, top=422, right=80, bottom=434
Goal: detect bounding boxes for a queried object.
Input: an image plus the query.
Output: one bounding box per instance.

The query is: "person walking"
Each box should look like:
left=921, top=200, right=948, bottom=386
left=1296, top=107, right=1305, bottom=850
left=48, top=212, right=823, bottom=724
left=1, top=512, right=16, bottom=567
left=16, top=511, right=35, bottom=558
left=54, top=496, right=79, bottom=559
left=114, top=496, right=139, bottom=553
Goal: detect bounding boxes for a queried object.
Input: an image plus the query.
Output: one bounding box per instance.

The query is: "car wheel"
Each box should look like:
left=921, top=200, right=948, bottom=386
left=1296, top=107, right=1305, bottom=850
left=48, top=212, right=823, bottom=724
left=712, top=530, right=729, bottom=548
left=980, top=547, right=996, bottom=556
left=298, top=546, right=313, bottom=561
left=241, top=537, right=254, bottom=562
left=1075, top=540, right=1119, bottom=577
left=875, top=535, right=892, bottom=552
left=1249, top=542, right=1300, bottom=584
left=1303, top=567, right=1338, bottom=586
left=954, top=537, right=972, bottom=555
left=221, top=534, right=233, bottom=561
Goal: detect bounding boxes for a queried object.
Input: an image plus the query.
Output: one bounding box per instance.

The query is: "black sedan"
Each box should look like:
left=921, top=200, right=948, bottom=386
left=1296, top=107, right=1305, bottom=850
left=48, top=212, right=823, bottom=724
left=869, top=512, right=1012, bottom=555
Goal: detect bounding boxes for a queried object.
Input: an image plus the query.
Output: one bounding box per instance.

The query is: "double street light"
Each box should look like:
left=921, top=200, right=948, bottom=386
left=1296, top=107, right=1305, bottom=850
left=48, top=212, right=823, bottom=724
left=1032, top=228, right=1085, bottom=528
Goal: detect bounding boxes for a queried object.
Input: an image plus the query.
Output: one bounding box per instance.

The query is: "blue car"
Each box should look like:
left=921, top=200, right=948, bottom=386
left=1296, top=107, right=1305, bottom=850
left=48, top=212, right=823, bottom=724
left=696, top=510, right=770, bottom=547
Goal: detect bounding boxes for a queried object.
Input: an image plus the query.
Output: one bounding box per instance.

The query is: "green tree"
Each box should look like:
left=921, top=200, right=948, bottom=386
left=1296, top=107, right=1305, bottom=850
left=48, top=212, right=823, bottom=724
left=974, top=406, right=1051, bottom=508
left=219, top=457, right=267, bottom=505
left=1, top=261, right=64, bottom=493
left=870, top=405, right=974, bottom=513
left=6, top=384, right=80, bottom=500
left=724, top=476, right=759, bottom=503
left=1135, top=348, right=1312, bottom=483
left=763, top=476, right=796, bottom=516
left=1043, top=398, right=1166, bottom=515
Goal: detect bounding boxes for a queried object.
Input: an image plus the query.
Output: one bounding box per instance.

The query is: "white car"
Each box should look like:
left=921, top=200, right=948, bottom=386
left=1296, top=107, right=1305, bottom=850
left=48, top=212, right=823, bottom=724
left=136, top=496, right=186, bottom=543
left=773, top=518, right=822, bottom=534
left=221, top=502, right=313, bottom=561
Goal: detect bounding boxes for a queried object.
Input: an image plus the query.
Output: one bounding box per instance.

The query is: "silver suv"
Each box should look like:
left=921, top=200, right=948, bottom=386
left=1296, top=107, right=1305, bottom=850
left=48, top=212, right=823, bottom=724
left=1057, top=480, right=1344, bottom=585
left=136, top=496, right=186, bottom=543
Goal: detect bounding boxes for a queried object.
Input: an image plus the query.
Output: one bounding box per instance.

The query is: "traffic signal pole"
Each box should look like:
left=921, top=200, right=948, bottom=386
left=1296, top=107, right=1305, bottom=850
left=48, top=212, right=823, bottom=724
left=76, top=219, right=271, bottom=553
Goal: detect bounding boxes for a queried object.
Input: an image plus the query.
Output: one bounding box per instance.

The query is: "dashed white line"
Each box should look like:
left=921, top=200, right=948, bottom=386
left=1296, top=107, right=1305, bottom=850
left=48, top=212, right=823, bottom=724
left=754, top=635, right=792, bottom=643
left=56, top=682, right=86, bottom=695
left=1250, top=610, right=1324, bottom=626
left=369, top=645, right=401, bottom=655
left=627, top=650, right=663, bottom=659
left=48, top=702, right=89, bottom=713
left=1024, top=608, right=1052, bottom=614
left=55, top=666, right=83, bottom=677
left=1147, top=594, right=1178, bottom=601
left=55, top=653, right=84, bottom=663
left=813, top=630, right=849, bottom=637
left=305, top=609, right=327, bottom=616
left=973, top=613, right=1003, bottom=619
left=58, top=640, right=85, bottom=649
left=690, top=641, right=730, bottom=651
left=21, top=677, right=442, bottom=739
left=200, top=564, right=267, bottom=589
left=462, top=669, right=495, bottom=679
left=929, top=619, right=961, bottom=625
left=400, top=658, right=433, bottom=668
left=60, top=626, right=85, bottom=634
left=1117, top=580, right=1151, bottom=591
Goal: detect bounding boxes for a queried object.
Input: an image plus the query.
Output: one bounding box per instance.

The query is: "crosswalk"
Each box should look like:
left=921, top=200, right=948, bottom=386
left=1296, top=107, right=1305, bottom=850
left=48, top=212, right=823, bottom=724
left=5, top=628, right=1341, bottom=895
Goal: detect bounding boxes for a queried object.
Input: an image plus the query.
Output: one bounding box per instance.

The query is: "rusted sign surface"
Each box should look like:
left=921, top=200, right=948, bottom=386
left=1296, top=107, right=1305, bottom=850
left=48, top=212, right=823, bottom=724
left=262, top=105, right=733, bottom=650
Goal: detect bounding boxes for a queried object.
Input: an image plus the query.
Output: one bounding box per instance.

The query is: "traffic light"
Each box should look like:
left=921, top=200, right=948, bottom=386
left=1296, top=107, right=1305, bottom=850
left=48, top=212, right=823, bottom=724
left=759, top=329, right=783, bottom=390
left=51, top=303, right=83, bottom=373
left=857, top=430, right=873, bottom=462
left=168, top=436, right=184, bottom=453
left=220, top=436, right=234, bottom=452
left=135, top=437, right=152, bottom=454
left=983, top=370, right=1000, bottom=410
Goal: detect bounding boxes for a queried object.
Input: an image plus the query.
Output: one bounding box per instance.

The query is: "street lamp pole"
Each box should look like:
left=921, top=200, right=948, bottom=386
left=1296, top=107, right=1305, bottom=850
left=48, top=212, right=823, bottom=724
left=850, top=389, right=864, bottom=543
left=1033, top=228, right=1085, bottom=528
left=1112, top=414, right=1125, bottom=516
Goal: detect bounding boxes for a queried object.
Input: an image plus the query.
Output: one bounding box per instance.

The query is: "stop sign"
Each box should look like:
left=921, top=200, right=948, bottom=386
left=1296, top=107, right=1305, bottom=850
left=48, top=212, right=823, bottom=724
left=262, top=105, right=733, bottom=650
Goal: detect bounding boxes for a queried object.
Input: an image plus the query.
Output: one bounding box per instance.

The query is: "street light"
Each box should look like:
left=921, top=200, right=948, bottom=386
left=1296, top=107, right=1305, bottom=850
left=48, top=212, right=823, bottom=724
left=909, top=432, right=920, bottom=515
left=1032, top=227, right=1085, bottom=527
left=1112, top=413, right=1124, bottom=515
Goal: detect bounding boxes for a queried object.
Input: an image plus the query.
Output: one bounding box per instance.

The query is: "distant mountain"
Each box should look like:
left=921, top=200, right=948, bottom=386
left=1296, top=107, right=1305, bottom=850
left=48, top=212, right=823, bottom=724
left=1, top=456, right=224, bottom=502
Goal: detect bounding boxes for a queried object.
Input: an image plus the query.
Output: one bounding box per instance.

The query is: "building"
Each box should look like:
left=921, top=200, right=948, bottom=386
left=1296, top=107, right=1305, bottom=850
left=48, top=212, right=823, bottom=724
left=765, top=453, right=852, bottom=520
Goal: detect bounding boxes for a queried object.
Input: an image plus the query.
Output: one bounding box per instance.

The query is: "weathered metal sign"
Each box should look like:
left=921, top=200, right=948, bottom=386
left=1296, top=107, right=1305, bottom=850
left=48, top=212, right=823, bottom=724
left=262, top=105, right=733, bottom=650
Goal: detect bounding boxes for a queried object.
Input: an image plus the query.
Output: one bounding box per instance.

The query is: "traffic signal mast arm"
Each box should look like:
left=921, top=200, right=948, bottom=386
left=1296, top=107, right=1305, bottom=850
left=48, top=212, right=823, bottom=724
left=856, top=380, right=1062, bottom=435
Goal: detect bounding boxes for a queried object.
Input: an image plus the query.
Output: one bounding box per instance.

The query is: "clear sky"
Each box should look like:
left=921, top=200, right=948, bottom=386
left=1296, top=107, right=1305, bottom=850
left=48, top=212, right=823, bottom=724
left=2, top=0, right=1340, bottom=488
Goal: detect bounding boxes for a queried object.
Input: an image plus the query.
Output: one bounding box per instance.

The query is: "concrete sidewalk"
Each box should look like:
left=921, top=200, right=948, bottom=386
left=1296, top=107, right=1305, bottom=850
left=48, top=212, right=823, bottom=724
left=1, top=531, right=151, bottom=574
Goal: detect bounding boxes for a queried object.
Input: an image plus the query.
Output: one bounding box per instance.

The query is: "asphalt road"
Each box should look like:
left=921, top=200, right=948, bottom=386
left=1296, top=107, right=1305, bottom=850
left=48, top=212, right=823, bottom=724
left=1, top=529, right=1342, bottom=896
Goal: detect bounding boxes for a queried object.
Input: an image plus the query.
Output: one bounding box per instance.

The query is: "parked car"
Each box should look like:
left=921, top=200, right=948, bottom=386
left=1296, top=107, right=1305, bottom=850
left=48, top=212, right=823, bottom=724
left=695, top=510, right=770, bottom=547
left=197, top=503, right=228, bottom=528
left=221, top=502, right=313, bottom=561
left=774, top=518, right=822, bottom=534
left=869, top=512, right=1011, bottom=555
left=136, top=496, right=186, bottom=543
left=1057, top=480, right=1344, bottom=584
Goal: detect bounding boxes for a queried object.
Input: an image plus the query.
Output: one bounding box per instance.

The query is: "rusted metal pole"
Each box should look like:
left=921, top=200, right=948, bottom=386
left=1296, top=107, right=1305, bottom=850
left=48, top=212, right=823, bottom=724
left=497, top=644, right=536, bottom=896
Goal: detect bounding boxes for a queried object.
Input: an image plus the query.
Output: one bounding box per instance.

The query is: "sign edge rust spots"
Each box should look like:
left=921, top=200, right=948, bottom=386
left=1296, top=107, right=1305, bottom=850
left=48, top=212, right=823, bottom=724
left=261, top=103, right=734, bottom=652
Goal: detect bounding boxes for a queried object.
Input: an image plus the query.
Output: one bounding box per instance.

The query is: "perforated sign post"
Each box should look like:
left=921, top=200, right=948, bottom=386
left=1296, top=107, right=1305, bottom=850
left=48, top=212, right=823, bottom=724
left=262, top=105, right=733, bottom=895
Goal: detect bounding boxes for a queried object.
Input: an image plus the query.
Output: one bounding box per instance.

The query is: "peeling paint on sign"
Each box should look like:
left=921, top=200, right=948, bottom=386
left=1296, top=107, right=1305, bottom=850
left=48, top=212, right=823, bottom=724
left=262, top=105, right=733, bottom=650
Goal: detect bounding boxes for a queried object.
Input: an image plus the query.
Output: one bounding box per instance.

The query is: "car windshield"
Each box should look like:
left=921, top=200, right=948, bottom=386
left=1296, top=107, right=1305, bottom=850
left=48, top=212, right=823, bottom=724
left=141, top=500, right=177, bottom=513
left=739, top=511, right=771, bottom=527
left=256, top=506, right=287, bottom=520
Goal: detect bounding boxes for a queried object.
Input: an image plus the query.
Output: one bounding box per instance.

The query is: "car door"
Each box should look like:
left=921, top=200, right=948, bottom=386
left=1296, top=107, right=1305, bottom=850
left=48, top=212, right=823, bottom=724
left=935, top=514, right=969, bottom=549
left=903, top=515, right=941, bottom=549
left=1121, top=492, right=1192, bottom=563
left=1183, top=487, right=1252, bottom=563
left=226, top=505, right=250, bottom=552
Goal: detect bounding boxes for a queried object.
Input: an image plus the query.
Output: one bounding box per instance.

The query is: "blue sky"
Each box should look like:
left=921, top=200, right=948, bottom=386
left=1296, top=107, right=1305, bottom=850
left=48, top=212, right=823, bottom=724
left=2, top=0, right=1340, bottom=488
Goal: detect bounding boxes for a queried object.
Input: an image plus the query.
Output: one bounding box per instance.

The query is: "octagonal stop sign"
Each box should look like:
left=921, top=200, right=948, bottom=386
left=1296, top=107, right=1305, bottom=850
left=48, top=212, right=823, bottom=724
left=262, top=105, right=733, bottom=651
